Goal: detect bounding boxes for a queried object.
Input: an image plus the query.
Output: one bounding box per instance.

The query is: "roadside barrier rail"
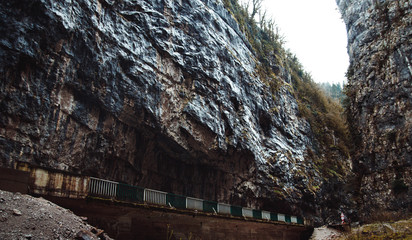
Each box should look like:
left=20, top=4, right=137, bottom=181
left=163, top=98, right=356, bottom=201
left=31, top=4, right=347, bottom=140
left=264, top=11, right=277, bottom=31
left=15, top=163, right=305, bottom=226
left=187, top=197, right=203, bottom=211
left=262, top=211, right=271, bottom=220
left=217, top=203, right=231, bottom=215
left=89, top=177, right=118, bottom=198
left=144, top=188, right=167, bottom=206
left=242, top=208, right=253, bottom=218
left=85, top=177, right=304, bottom=225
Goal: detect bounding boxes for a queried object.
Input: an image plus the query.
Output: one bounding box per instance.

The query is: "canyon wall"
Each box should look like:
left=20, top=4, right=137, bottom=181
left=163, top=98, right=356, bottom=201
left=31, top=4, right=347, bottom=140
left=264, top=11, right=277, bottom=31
left=0, top=0, right=350, bottom=223
left=337, top=0, right=411, bottom=220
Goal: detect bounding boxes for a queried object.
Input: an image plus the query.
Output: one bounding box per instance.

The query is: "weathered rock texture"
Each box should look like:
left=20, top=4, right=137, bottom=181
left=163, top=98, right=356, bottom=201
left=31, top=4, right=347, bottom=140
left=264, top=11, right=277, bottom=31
left=0, top=0, right=348, bottom=223
left=337, top=0, right=411, bottom=219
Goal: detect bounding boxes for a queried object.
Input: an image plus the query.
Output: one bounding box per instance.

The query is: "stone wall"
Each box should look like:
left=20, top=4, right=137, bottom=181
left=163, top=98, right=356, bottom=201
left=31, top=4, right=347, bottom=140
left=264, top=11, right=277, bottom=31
left=47, top=197, right=311, bottom=240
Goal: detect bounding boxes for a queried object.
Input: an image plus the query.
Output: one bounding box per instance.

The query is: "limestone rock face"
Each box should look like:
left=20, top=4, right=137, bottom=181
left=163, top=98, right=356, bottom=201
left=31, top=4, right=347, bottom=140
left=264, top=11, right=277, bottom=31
left=0, top=0, right=347, bottom=223
left=337, top=0, right=411, bottom=219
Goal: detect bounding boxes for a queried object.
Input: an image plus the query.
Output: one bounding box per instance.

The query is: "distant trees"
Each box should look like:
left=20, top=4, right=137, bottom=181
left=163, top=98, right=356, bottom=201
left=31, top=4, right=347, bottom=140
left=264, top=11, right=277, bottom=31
left=319, top=82, right=345, bottom=104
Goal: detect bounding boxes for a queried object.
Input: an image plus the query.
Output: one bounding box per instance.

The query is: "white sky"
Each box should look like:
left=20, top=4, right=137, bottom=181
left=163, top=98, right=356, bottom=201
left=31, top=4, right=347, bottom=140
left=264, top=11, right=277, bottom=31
left=261, top=0, right=349, bottom=84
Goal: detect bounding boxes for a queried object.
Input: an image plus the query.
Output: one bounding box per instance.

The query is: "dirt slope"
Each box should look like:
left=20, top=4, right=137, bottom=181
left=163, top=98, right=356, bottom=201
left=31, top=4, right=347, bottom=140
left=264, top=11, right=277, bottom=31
left=0, top=190, right=111, bottom=240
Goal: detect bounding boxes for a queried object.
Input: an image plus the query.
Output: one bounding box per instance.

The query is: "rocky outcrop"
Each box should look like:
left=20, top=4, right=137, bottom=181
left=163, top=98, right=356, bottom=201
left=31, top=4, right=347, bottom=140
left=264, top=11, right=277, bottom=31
left=337, top=0, right=411, bottom=220
left=0, top=0, right=349, bottom=223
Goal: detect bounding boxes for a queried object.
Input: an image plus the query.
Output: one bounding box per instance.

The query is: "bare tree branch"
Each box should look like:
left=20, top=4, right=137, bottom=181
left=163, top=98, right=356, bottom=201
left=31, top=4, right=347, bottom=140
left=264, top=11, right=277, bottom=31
left=250, top=0, right=262, bottom=19
left=259, top=9, right=267, bottom=29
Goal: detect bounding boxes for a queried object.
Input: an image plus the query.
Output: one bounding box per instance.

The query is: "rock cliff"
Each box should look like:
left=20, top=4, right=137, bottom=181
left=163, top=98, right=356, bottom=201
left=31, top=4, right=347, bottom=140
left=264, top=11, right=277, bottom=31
left=0, top=0, right=350, bottom=223
left=337, top=0, right=411, bottom=220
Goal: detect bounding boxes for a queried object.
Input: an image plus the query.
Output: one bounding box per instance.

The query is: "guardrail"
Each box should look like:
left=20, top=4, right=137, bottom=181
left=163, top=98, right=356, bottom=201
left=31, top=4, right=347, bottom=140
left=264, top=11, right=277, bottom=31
left=14, top=163, right=305, bottom=225
left=242, top=208, right=253, bottom=218
left=262, top=211, right=270, bottom=221
left=218, top=203, right=231, bottom=215
left=187, top=197, right=203, bottom=211
left=144, top=189, right=167, bottom=206
left=89, top=177, right=118, bottom=198
left=79, top=175, right=306, bottom=225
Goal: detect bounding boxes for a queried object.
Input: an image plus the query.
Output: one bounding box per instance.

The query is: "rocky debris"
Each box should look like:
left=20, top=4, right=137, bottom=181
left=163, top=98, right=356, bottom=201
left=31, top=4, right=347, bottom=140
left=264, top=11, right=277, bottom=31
left=309, top=226, right=343, bottom=240
left=12, top=208, right=22, bottom=216
left=0, top=190, right=112, bottom=240
left=76, top=230, right=99, bottom=240
left=336, top=0, right=411, bottom=220
left=75, top=228, right=111, bottom=240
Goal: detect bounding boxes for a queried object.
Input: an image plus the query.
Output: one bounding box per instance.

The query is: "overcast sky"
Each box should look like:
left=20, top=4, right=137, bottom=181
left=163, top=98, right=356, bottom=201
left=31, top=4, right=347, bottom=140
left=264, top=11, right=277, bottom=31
left=261, top=0, right=349, bottom=84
